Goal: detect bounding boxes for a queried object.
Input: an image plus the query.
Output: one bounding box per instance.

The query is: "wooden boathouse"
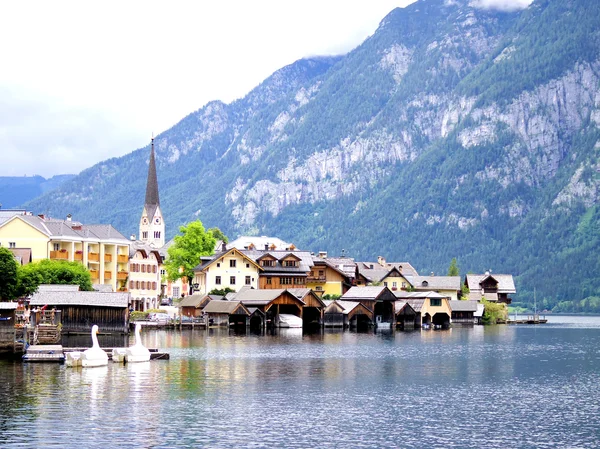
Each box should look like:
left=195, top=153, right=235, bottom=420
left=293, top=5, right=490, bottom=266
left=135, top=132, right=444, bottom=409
left=29, top=285, right=129, bottom=334
left=323, top=300, right=373, bottom=328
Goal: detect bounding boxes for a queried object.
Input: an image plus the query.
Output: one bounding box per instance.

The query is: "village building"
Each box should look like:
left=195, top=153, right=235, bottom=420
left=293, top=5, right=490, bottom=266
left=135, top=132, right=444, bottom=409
left=465, top=273, right=516, bottom=304
left=179, top=294, right=222, bottom=318
left=355, top=257, right=419, bottom=289
left=404, top=275, right=462, bottom=300
left=192, top=247, right=262, bottom=295
left=395, top=291, right=452, bottom=328
left=323, top=299, right=373, bottom=328
left=29, top=284, right=129, bottom=334
left=203, top=300, right=250, bottom=327
left=448, top=300, right=479, bottom=325
left=306, top=256, right=353, bottom=297
left=0, top=212, right=130, bottom=292
left=340, top=286, right=397, bottom=328
left=128, top=241, right=162, bottom=311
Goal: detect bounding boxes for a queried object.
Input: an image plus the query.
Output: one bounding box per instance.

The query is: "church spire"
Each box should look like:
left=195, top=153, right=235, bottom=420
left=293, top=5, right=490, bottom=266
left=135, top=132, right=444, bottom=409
left=145, top=137, right=160, bottom=208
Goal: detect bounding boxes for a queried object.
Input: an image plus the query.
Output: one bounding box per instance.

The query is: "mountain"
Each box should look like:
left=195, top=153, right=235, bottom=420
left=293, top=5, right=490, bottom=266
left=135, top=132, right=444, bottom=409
left=24, top=0, right=600, bottom=311
left=0, top=175, right=75, bottom=209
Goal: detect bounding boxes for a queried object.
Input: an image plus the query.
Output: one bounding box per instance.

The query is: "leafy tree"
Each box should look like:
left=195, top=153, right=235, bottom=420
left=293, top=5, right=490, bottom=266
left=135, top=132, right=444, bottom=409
left=18, top=259, right=93, bottom=296
left=208, top=287, right=236, bottom=296
left=481, top=299, right=507, bottom=325
left=0, top=247, right=19, bottom=301
left=208, top=227, right=228, bottom=244
left=165, top=220, right=216, bottom=288
left=447, top=258, right=459, bottom=276
left=322, top=294, right=341, bottom=300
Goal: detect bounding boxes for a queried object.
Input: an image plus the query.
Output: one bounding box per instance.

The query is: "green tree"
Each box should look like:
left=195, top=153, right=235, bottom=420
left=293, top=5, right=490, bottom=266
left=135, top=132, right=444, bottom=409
left=208, top=227, right=228, bottom=244
left=481, top=299, right=508, bottom=325
left=18, top=259, right=93, bottom=296
left=208, top=287, right=236, bottom=296
left=165, top=220, right=216, bottom=288
left=448, top=258, right=459, bottom=276
left=0, top=247, right=19, bottom=301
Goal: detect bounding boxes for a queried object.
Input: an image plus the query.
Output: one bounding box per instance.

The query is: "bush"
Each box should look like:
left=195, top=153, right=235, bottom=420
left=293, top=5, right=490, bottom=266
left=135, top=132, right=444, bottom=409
left=481, top=299, right=508, bottom=325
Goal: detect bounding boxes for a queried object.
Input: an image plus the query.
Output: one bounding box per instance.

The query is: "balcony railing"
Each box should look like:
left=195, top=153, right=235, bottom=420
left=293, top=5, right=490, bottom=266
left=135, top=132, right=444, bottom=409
left=117, top=254, right=129, bottom=263
left=74, top=252, right=83, bottom=261
left=117, top=271, right=128, bottom=280
left=88, top=252, right=99, bottom=262
left=104, top=254, right=112, bottom=262
left=104, top=271, right=112, bottom=280
left=90, top=270, right=99, bottom=279
left=50, top=250, right=69, bottom=260
left=307, top=275, right=326, bottom=281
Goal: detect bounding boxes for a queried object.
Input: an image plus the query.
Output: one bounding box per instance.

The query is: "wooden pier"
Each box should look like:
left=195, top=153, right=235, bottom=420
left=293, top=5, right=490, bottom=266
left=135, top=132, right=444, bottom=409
left=22, top=345, right=65, bottom=362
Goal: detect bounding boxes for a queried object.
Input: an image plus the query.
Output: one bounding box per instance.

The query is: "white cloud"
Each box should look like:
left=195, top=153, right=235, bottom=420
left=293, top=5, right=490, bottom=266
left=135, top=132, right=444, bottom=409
left=0, top=0, right=413, bottom=177
left=470, top=0, right=533, bottom=11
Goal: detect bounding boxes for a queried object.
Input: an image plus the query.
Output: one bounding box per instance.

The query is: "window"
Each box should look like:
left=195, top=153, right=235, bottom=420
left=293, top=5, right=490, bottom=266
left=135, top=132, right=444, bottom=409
left=280, top=277, right=293, bottom=285
left=230, top=260, right=236, bottom=268
left=266, top=278, right=272, bottom=285
left=136, top=281, right=140, bottom=289
left=142, top=265, right=146, bottom=273
left=142, top=232, right=148, bottom=239
left=130, top=281, right=134, bottom=289
left=318, top=270, right=324, bottom=276
left=261, top=260, right=274, bottom=267
left=154, top=231, right=161, bottom=239
left=217, top=263, right=220, bottom=268
left=294, top=277, right=305, bottom=285
left=152, top=282, right=157, bottom=290
left=160, top=269, right=166, bottom=276
left=9, top=242, right=16, bottom=249
left=230, top=276, right=236, bottom=285
left=173, top=286, right=180, bottom=298
left=141, top=281, right=146, bottom=290
left=284, top=260, right=297, bottom=267
left=246, top=263, right=250, bottom=268
left=152, top=266, right=157, bottom=273
left=245, top=276, right=251, bottom=285
left=393, top=282, right=397, bottom=288
left=53, top=243, right=60, bottom=251
left=430, top=298, right=442, bottom=307
left=384, top=282, right=388, bottom=287
left=215, top=276, right=221, bottom=285
left=315, top=286, right=323, bottom=291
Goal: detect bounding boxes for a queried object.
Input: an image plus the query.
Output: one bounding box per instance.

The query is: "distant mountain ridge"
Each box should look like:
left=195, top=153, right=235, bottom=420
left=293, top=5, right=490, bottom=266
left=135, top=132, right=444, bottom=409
left=24, top=0, right=600, bottom=310
left=0, top=175, right=75, bottom=209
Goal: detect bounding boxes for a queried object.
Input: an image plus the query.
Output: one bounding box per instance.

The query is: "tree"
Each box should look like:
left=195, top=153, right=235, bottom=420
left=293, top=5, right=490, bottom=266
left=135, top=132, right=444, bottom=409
left=0, top=247, right=19, bottom=301
left=448, top=258, right=459, bottom=276
left=17, top=259, right=93, bottom=296
left=208, top=287, right=235, bottom=296
left=165, top=220, right=216, bottom=288
left=208, top=227, right=228, bottom=244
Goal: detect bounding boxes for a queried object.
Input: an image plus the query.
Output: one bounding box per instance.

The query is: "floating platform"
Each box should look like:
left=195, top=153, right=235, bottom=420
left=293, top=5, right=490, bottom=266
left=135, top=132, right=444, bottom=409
left=23, top=345, right=65, bottom=363
left=63, top=347, right=169, bottom=361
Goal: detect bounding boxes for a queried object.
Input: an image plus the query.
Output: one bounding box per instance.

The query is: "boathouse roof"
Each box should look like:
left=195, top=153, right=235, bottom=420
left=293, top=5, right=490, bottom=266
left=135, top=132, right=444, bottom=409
left=448, top=300, right=478, bottom=312
left=30, top=290, right=129, bottom=308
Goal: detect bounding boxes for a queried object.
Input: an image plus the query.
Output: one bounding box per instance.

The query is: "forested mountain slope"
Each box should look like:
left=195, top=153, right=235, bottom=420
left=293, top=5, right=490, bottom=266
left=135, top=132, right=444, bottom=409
left=25, top=0, right=600, bottom=310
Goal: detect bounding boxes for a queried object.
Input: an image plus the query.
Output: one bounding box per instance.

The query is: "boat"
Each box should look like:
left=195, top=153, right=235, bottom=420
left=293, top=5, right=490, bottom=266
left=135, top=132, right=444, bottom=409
left=81, top=325, right=109, bottom=367
left=125, top=322, right=150, bottom=363
left=277, top=314, right=303, bottom=328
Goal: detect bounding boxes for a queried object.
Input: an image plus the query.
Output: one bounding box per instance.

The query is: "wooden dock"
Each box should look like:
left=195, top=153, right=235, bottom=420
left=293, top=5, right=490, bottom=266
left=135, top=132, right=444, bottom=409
left=22, top=345, right=65, bottom=363
left=63, top=347, right=170, bottom=360
left=507, top=315, right=548, bottom=325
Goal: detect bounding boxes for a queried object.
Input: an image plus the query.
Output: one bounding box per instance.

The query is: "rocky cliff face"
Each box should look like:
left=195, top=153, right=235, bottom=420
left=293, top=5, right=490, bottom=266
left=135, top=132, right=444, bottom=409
left=25, top=0, right=600, bottom=304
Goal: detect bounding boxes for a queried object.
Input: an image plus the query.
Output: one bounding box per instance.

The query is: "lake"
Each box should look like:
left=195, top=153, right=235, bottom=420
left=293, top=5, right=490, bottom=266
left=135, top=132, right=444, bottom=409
left=1, top=315, right=600, bottom=448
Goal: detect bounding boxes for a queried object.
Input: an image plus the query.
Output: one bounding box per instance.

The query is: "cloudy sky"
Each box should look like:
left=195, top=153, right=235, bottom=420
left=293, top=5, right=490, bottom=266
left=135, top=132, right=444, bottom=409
left=0, top=0, right=531, bottom=178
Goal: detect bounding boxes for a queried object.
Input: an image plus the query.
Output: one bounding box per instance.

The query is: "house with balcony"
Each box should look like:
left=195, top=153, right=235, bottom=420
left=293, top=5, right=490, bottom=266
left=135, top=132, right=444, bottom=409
left=404, top=275, right=462, bottom=301
left=192, top=247, right=263, bottom=295
left=355, top=256, right=419, bottom=290
left=465, top=273, right=516, bottom=304
left=0, top=213, right=130, bottom=292
left=306, top=256, right=353, bottom=297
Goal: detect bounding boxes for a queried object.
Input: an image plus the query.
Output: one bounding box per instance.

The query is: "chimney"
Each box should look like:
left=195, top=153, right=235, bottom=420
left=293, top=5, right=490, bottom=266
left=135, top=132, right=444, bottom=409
left=430, top=272, right=434, bottom=276
left=222, top=241, right=227, bottom=252
left=66, top=214, right=72, bottom=221
left=130, top=234, right=136, bottom=241
left=318, top=251, right=327, bottom=259
left=265, top=244, right=269, bottom=251
left=38, top=214, right=45, bottom=220
left=378, top=256, right=386, bottom=266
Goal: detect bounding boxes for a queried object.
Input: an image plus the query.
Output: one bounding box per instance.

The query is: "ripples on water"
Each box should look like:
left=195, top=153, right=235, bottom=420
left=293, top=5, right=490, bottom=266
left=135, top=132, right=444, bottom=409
left=1, top=315, right=600, bottom=448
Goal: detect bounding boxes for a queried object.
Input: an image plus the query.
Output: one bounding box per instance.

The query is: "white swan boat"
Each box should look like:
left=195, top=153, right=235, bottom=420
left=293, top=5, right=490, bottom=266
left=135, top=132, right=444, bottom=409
left=81, top=325, right=109, bottom=367
left=125, top=322, right=150, bottom=363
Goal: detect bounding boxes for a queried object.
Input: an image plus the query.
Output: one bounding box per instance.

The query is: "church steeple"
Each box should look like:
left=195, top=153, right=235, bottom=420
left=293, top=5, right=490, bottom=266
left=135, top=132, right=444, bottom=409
left=145, top=137, right=160, bottom=212
left=140, top=137, right=165, bottom=248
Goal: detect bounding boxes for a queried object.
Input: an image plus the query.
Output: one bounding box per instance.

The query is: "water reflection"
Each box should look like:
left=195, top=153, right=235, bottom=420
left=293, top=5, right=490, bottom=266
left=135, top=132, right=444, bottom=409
left=1, top=317, right=600, bottom=448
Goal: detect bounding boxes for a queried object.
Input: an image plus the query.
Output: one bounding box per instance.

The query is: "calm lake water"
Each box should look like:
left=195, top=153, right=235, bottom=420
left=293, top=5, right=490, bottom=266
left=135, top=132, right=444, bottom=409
left=1, top=315, right=600, bottom=448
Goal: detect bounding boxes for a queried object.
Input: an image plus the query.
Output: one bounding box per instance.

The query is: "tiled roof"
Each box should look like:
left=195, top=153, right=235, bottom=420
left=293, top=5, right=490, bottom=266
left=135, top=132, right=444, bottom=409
left=357, top=261, right=419, bottom=280
left=406, top=276, right=461, bottom=291
left=203, top=300, right=248, bottom=315
left=334, top=300, right=362, bottom=314
left=466, top=274, right=516, bottom=293
left=393, top=291, right=447, bottom=300
left=449, top=300, right=478, bottom=312
left=341, top=286, right=394, bottom=301
left=29, top=291, right=129, bottom=308
left=240, top=250, right=314, bottom=274
left=324, top=257, right=357, bottom=278
left=405, top=299, right=425, bottom=312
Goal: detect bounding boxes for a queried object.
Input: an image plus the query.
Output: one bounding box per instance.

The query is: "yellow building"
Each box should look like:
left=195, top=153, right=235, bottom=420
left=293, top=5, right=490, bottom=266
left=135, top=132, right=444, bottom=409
left=0, top=212, right=130, bottom=292
left=193, top=248, right=262, bottom=294
left=306, top=258, right=352, bottom=297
